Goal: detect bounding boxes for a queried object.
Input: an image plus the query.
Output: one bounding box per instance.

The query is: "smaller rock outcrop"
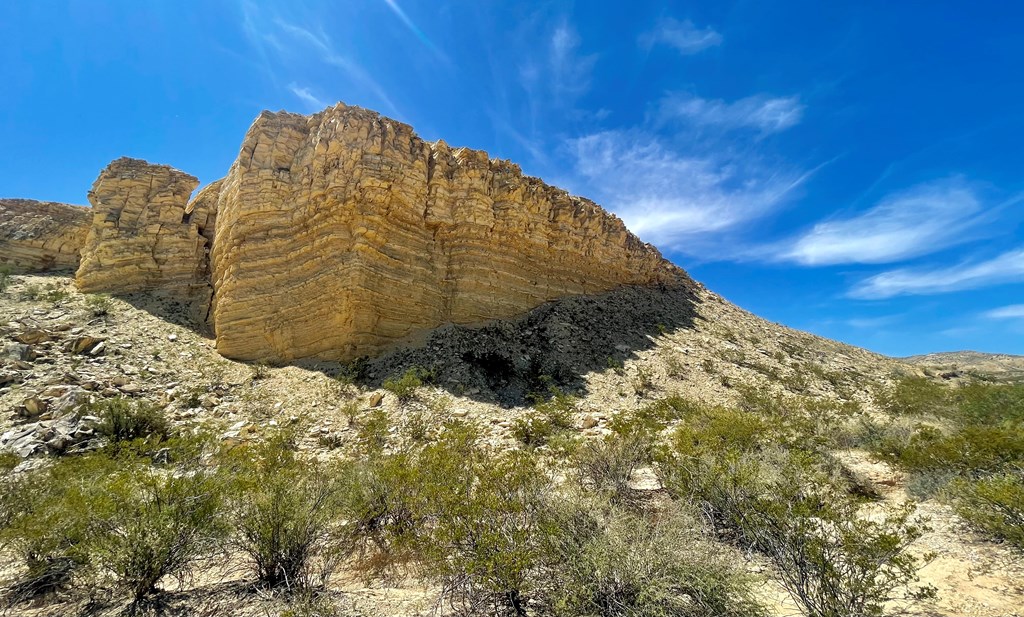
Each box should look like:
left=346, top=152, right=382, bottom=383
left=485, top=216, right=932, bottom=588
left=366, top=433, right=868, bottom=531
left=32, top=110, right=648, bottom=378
left=75, top=158, right=212, bottom=312
left=0, top=199, right=91, bottom=272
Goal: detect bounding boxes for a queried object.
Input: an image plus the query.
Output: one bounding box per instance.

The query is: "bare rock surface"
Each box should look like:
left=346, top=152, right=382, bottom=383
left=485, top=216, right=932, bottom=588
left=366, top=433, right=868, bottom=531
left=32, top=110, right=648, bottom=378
left=0, top=199, right=91, bottom=272
left=207, top=104, right=689, bottom=363
left=75, top=157, right=212, bottom=317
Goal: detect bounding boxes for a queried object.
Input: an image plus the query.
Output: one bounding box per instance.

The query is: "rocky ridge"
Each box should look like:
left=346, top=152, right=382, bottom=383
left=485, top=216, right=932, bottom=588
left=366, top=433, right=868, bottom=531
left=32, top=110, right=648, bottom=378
left=0, top=199, right=91, bottom=272
left=2, top=104, right=689, bottom=364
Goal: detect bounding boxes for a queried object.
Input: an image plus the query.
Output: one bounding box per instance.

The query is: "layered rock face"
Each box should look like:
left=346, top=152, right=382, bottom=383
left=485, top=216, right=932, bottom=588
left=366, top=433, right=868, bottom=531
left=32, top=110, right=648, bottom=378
left=7, top=104, right=692, bottom=363
left=0, top=199, right=91, bottom=272
left=207, top=105, right=689, bottom=362
left=75, top=158, right=212, bottom=309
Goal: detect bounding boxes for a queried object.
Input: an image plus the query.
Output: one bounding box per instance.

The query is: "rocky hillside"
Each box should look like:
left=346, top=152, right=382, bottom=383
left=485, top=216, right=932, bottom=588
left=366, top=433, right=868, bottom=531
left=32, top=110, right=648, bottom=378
left=2, top=273, right=1023, bottom=617
left=904, top=351, right=1024, bottom=383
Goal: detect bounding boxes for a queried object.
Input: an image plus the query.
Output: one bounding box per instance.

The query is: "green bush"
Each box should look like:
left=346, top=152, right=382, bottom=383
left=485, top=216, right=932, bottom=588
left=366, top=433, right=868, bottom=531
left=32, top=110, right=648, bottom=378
left=422, top=450, right=553, bottom=615
left=226, top=436, right=350, bottom=590
left=948, top=472, right=1024, bottom=550
left=511, top=412, right=558, bottom=448
left=657, top=410, right=935, bottom=617
left=877, top=376, right=950, bottom=417
left=573, top=433, right=649, bottom=504
left=0, top=457, right=106, bottom=598
left=549, top=505, right=767, bottom=617
left=91, top=397, right=171, bottom=446
left=85, top=293, right=112, bottom=317
left=87, top=462, right=227, bottom=601
left=382, top=366, right=432, bottom=402
left=875, top=424, right=1024, bottom=475
left=0, top=266, right=11, bottom=293
left=746, top=500, right=935, bottom=617
left=952, top=382, right=1024, bottom=426
left=343, top=420, right=482, bottom=576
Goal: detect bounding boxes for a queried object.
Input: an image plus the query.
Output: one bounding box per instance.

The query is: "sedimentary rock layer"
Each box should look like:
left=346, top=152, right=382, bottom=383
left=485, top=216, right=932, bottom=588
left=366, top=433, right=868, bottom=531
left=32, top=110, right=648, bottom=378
left=75, top=158, right=210, bottom=301
left=208, top=104, right=691, bottom=362
left=0, top=199, right=91, bottom=272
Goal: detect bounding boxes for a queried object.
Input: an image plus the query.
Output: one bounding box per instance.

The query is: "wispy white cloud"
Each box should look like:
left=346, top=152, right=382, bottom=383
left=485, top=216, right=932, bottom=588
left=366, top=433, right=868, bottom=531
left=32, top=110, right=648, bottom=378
left=657, top=93, right=804, bottom=134
left=381, top=0, right=449, bottom=62
left=288, top=83, right=326, bottom=110
left=548, top=23, right=597, bottom=105
left=984, top=304, right=1024, bottom=320
left=849, top=247, right=1024, bottom=299
left=237, top=4, right=400, bottom=117
left=779, top=177, right=988, bottom=265
left=567, top=130, right=809, bottom=251
left=639, top=18, right=722, bottom=55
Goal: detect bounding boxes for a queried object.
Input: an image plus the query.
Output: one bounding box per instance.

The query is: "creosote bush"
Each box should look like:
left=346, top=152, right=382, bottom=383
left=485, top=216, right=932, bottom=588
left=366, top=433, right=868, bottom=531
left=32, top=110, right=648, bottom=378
left=655, top=399, right=935, bottom=617
left=224, top=433, right=350, bottom=590
left=549, top=503, right=766, bottom=617
left=948, top=471, right=1024, bottom=551
left=573, top=432, right=649, bottom=504
left=87, top=460, right=227, bottom=601
left=382, top=366, right=433, bottom=402
left=88, top=397, right=172, bottom=447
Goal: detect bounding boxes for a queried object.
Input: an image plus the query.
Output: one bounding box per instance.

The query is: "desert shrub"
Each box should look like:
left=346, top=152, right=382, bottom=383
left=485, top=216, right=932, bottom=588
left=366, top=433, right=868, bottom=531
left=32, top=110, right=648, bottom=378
left=356, top=409, right=391, bottom=453
left=512, top=390, right=578, bottom=448
left=87, top=462, right=227, bottom=601
left=875, top=424, right=1024, bottom=475
left=0, top=457, right=107, bottom=598
left=382, top=366, right=432, bottom=402
left=343, top=420, right=482, bottom=575
left=948, top=471, right=1024, bottom=550
left=630, top=366, right=656, bottom=396
left=85, top=293, right=112, bottom=317
left=0, top=450, right=19, bottom=473
left=952, top=381, right=1024, bottom=426
left=530, top=388, right=577, bottom=428
left=549, top=505, right=767, bottom=617
left=573, top=433, right=649, bottom=504
left=0, top=266, right=11, bottom=293
left=746, top=500, right=935, bottom=617
left=90, top=397, right=171, bottom=446
left=877, top=376, right=950, bottom=417
left=225, top=436, right=350, bottom=590
left=657, top=409, right=935, bottom=617
left=606, top=394, right=708, bottom=446
left=421, top=449, right=554, bottom=616
left=511, top=412, right=558, bottom=448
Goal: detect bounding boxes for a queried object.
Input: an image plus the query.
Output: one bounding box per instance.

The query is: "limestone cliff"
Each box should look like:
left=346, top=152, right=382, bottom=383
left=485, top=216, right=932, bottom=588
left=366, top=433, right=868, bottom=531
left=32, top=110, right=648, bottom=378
left=0, top=199, right=91, bottom=272
left=206, top=104, right=690, bottom=362
left=75, top=158, right=211, bottom=310
left=5, top=104, right=692, bottom=363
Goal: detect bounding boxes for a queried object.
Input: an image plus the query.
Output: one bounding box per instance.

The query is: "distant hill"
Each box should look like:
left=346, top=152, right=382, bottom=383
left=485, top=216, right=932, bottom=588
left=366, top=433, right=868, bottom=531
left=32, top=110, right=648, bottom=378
left=902, top=351, right=1024, bottom=383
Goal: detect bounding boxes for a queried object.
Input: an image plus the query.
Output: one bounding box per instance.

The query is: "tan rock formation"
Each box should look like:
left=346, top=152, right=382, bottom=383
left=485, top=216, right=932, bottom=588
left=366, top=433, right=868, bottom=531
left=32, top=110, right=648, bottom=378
left=207, top=104, right=691, bottom=362
left=75, top=158, right=210, bottom=306
left=0, top=199, right=91, bottom=272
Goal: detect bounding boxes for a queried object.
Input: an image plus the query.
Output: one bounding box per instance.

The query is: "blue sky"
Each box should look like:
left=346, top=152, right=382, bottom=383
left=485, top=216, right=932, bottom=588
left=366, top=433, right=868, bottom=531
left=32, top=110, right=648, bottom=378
left=2, top=1, right=1023, bottom=357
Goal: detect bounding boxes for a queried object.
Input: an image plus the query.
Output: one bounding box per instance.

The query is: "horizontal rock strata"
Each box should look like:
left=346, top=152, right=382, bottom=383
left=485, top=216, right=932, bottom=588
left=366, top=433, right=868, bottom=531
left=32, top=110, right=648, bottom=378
left=75, top=158, right=211, bottom=309
left=208, top=104, right=691, bottom=362
left=0, top=199, right=91, bottom=272
left=6, top=103, right=693, bottom=363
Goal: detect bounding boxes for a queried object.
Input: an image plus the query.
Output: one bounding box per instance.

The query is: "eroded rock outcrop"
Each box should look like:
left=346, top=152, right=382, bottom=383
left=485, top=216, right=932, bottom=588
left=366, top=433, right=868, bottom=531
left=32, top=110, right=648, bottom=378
left=6, top=103, right=693, bottom=363
left=206, top=104, right=690, bottom=362
left=0, top=199, right=91, bottom=272
left=75, top=158, right=212, bottom=312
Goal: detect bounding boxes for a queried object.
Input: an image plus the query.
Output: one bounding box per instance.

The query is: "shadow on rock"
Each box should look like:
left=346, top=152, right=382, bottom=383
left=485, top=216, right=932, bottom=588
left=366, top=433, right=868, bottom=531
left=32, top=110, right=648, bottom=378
left=343, top=284, right=703, bottom=407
